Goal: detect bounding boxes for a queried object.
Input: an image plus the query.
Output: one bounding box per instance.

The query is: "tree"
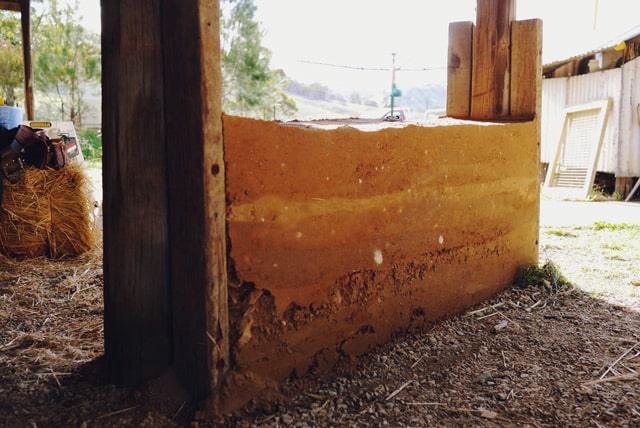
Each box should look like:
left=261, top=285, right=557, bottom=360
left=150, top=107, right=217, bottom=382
left=220, top=0, right=296, bottom=119
left=32, top=0, right=101, bottom=128
left=0, top=11, right=26, bottom=105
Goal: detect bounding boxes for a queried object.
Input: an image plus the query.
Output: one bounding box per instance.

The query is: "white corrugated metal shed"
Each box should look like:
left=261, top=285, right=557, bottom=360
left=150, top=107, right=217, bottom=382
left=541, top=26, right=640, bottom=179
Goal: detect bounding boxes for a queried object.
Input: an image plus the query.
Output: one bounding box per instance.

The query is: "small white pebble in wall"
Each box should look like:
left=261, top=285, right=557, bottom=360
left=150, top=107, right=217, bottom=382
left=296, top=231, right=302, bottom=239
left=374, top=249, right=383, bottom=265
left=439, top=235, right=444, bottom=244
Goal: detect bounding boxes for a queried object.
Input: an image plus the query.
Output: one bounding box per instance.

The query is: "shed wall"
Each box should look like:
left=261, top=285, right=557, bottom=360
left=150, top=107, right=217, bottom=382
left=221, top=115, right=540, bottom=408
left=541, top=56, right=640, bottom=177
left=619, top=57, right=640, bottom=176
left=541, top=70, right=621, bottom=173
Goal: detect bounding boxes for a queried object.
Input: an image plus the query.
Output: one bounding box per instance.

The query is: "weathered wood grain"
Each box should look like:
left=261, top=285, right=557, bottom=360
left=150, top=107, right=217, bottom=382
left=511, top=19, right=542, bottom=119
left=102, top=0, right=173, bottom=386
left=447, top=21, right=474, bottom=119
left=471, top=0, right=515, bottom=120
left=103, top=0, right=227, bottom=399
left=161, top=0, right=228, bottom=399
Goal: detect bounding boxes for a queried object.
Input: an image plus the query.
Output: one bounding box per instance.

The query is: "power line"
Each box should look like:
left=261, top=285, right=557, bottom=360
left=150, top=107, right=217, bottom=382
left=297, top=60, right=387, bottom=71
left=297, top=59, right=446, bottom=72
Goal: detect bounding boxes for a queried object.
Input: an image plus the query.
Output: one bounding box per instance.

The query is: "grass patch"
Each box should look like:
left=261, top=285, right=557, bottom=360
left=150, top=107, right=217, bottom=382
left=589, top=221, right=638, bottom=231
left=515, top=261, right=570, bottom=292
left=543, top=227, right=578, bottom=238
left=602, top=242, right=623, bottom=251
left=540, top=221, right=640, bottom=305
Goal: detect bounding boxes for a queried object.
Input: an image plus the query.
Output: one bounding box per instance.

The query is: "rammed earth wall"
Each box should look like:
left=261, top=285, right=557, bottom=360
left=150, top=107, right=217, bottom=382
left=220, top=114, right=540, bottom=406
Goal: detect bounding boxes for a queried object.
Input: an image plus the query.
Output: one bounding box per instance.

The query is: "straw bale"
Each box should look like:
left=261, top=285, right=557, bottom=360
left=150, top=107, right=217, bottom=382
left=0, top=163, right=98, bottom=259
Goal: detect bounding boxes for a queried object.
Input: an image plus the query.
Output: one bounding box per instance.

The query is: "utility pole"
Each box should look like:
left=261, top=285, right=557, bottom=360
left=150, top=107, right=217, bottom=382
left=387, top=53, right=402, bottom=121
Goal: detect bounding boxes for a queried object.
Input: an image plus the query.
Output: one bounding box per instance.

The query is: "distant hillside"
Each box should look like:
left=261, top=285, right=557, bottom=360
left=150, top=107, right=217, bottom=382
left=275, top=94, right=380, bottom=121
left=279, top=79, right=446, bottom=121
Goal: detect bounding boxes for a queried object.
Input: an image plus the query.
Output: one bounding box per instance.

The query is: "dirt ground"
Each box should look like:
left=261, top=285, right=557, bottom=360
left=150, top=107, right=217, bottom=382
left=1, top=200, right=640, bottom=427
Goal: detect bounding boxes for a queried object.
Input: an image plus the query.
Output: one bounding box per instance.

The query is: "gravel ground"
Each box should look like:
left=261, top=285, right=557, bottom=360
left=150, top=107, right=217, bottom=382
left=1, top=200, right=639, bottom=427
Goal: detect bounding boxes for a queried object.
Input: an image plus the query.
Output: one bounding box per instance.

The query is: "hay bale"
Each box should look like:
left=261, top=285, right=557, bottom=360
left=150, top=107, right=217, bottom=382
left=0, top=163, right=98, bottom=259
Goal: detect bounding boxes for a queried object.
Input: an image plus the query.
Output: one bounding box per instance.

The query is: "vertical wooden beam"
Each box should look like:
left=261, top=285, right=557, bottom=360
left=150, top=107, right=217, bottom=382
left=19, top=0, right=34, bottom=119
left=446, top=21, right=474, bottom=119
left=103, top=0, right=227, bottom=400
left=161, top=0, right=228, bottom=398
left=511, top=19, right=542, bottom=119
left=471, top=0, right=515, bottom=120
left=102, top=0, right=173, bottom=385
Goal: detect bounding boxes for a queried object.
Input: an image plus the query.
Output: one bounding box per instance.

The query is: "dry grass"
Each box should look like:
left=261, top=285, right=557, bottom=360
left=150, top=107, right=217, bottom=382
left=0, top=246, right=104, bottom=380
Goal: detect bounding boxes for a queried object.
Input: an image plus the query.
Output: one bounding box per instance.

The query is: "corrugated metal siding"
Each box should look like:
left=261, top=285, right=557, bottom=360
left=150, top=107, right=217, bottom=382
left=540, top=78, right=567, bottom=163
left=542, top=58, right=640, bottom=177
left=541, top=69, right=623, bottom=174
left=619, top=57, right=640, bottom=177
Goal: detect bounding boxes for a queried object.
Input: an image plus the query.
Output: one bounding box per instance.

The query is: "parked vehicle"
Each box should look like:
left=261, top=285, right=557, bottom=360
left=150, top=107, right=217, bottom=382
left=382, top=109, right=406, bottom=121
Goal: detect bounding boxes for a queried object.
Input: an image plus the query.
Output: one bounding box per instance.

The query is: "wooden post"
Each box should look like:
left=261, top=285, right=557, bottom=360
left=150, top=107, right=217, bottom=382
left=102, top=0, right=228, bottom=399
left=0, top=1, right=34, bottom=118
left=511, top=19, right=542, bottom=120
left=446, top=21, right=474, bottom=119
left=102, top=1, right=173, bottom=385
left=470, top=0, right=515, bottom=120
left=19, top=0, right=33, bottom=120
left=161, top=1, right=229, bottom=398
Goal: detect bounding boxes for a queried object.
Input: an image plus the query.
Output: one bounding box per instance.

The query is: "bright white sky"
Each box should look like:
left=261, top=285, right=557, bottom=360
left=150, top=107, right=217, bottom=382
left=255, top=0, right=640, bottom=92
left=76, top=0, right=640, bottom=93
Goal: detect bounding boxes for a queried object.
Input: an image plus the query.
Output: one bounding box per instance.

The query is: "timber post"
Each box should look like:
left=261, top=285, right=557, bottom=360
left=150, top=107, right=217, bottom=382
left=102, top=0, right=228, bottom=400
left=0, top=0, right=35, bottom=119
left=447, top=0, right=542, bottom=121
left=19, top=0, right=33, bottom=119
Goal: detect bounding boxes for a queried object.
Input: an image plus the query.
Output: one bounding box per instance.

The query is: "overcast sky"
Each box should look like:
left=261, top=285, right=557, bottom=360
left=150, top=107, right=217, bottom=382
left=76, top=1, right=640, bottom=93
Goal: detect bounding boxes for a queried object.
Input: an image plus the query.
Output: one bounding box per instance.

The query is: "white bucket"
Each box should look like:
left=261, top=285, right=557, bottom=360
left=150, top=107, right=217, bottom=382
left=0, top=106, right=24, bottom=129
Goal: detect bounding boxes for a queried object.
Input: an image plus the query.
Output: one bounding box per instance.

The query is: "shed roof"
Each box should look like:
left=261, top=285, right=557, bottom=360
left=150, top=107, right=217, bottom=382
left=543, top=24, right=640, bottom=75
left=0, top=1, right=21, bottom=12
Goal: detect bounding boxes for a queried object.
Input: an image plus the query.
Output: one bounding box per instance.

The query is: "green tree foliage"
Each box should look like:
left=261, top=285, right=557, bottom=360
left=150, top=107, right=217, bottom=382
left=286, top=80, right=332, bottom=101
left=33, top=0, right=100, bottom=128
left=0, top=12, right=26, bottom=105
left=79, top=128, right=102, bottom=161
left=0, top=1, right=100, bottom=126
left=220, top=0, right=296, bottom=119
